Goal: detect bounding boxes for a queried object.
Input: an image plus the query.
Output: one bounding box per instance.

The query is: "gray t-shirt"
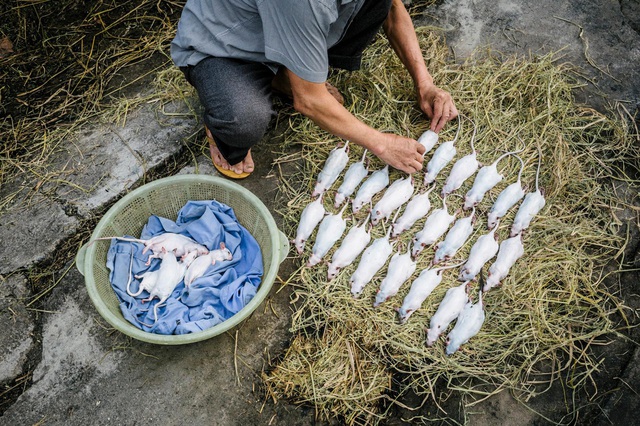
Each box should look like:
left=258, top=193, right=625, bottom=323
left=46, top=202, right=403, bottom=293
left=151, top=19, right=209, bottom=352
left=170, top=0, right=365, bottom=83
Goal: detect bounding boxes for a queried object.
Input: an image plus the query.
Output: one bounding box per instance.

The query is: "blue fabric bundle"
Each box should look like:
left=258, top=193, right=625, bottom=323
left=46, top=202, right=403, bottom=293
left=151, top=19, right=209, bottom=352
left=105, top=200, right=263, bottom=335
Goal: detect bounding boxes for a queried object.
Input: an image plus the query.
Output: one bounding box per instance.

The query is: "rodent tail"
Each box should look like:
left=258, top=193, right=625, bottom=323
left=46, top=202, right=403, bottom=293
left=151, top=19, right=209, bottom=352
left=87, top=236, right=145, bottom=247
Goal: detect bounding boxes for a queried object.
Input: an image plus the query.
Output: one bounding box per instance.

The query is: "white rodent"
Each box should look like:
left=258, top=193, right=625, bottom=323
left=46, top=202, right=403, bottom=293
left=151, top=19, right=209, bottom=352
left=396, top=261, right=463, bottom=324
left=391, top=184, right=435, bottom=238
left=510, top=144, right=546, bottom=237
left=307, top=203, right=349, bottom=267
left=371, top=176, right=414, bottom=226
left=327, top=215, right=372, bottom=281
left=483, top=234, right=524, bottom=291
left=417, top=130, right=439, bottom=154
left=426, top=281, right=470, bottom=347
left=463, top=144, right=525, bottom=210
left=445, top=289, right=486, bottom=355
left=487, top=155, right=525, bottom=229
left=349, top=212, right=397, bottom=298
left=312, top=141, right=350, bottom=198
left=334, top=149, right=369, bottom=208
left=432, top=207, right=476, bottom=265
left=373, top=246, right=416, bottom=308
left=458, top=221, right=500, bottom=282
left=141, top=249, right=188, bottom=321
left=441, top=119, right=479, bottom=196
left=293, top=195, right=326, bottom=254
left=129, top=269, right=160, bottom=297
left=90, top=233, right=209, bottom=265
left=352, top=165, right=390, bottom=214
left=411, top=196, right=456, bottom=258
left=128, top=244, right=194, bottom=298
left=423, top=117, right=461, bottom=185
left=183, top=242, right=233, bottom=287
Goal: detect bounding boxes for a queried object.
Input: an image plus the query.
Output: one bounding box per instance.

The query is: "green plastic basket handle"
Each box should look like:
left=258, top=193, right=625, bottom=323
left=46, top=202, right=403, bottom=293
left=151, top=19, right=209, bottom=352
left=277, top=230, right=289, bottom=264
left=76, top=242, right=89, bottom=276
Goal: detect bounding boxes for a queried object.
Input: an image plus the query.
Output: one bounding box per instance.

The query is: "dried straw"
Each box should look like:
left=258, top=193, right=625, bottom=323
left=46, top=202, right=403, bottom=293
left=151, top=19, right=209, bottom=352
left=265, top=28, right=639, bottom=424
left=0, top=0, right=185, bottom=211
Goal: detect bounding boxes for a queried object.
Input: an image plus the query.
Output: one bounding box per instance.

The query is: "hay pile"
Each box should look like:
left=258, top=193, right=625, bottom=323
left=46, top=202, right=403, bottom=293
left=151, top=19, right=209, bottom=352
left=265, top=29, right=638, bottom=424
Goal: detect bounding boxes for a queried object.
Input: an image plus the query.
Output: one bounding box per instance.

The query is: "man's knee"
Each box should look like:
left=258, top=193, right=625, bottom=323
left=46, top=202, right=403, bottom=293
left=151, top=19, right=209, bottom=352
left=205, top=102, right=273, bottom=149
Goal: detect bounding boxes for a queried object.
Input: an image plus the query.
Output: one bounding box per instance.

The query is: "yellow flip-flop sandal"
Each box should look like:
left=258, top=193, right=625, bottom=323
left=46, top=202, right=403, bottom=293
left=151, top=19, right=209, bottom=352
left=206, top=132, right=251, bottom=179
left=212, top=161, right=251, bottom=179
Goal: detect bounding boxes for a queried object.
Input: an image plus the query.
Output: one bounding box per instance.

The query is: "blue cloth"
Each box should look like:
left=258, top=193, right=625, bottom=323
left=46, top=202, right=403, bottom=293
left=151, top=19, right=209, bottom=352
left=105, top=200, right=263, bottom=335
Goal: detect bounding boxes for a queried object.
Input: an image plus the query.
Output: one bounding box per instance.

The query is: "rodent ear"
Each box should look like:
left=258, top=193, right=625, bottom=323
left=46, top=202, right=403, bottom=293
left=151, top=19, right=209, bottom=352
left=220, top=242, right=226, bottom=249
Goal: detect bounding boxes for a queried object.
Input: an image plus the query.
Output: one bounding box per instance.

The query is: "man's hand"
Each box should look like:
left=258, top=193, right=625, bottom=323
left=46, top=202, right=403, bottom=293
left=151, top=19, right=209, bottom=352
left=383, top=0, right=459, bottom=133
left=285, top=69, right=426, bottom=174
left=417, top=82, right=459, bottom=133
left=373, top=133, right=426, bottom=174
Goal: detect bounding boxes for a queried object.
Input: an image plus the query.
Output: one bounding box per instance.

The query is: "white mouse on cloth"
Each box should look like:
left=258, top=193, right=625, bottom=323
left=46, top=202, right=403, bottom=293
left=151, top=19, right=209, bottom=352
left=312, top=141, right=350, bottom=198
left=91, top=233, right=209, bottom=265
left=142, top=249, right=188, bottom=321
left=129, top=270, right=160, bottom=297
left=184, top=242, right=233, bottom=287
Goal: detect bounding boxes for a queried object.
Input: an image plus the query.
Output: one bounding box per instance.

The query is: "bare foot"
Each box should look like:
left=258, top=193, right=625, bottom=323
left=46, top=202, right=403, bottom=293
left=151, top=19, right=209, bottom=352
left=239, top=150, right=254, bottom=174
left=207, top=128, right=254, bottom=174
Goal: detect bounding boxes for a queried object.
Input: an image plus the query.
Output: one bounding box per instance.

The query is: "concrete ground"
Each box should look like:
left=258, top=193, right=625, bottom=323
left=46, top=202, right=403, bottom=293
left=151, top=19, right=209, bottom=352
left=1, top=1, right=638, bottom=425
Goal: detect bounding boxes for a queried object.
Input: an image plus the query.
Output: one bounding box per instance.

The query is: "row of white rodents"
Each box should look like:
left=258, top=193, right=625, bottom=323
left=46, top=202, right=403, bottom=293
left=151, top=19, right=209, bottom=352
left=312, top=115, right=543, bottom=223
left=293, top=117, right=547, bottom=353
left=295, top=124, right=545, bottom=273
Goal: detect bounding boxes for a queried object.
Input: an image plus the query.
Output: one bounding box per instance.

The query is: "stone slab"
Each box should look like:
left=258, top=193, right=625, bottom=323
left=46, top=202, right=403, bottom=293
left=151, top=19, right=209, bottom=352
left=0, top=256, right=310, bottom=425
left=0, top=194, right=78, bottom=275
left=0, top=274, right=34, bottom=384
left=42, top=98, right=198, bottom=218
left=420, top=0, right=640, bottom=115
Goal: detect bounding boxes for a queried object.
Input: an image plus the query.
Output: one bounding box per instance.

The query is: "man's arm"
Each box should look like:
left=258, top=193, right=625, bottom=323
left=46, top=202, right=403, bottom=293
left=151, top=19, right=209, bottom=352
left=383, top=0, right=458, bottom=132
left=285, top=69, right=426, bottom=174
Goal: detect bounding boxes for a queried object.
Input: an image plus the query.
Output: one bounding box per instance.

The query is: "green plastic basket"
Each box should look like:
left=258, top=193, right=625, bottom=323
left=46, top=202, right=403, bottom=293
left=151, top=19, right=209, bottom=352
left=75, top=175, right=289, bottom=345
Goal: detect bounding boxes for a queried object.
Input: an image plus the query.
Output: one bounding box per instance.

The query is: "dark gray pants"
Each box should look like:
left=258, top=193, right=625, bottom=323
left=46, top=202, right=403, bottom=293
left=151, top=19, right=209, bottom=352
left=181, top=0, right=393, bottom=165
